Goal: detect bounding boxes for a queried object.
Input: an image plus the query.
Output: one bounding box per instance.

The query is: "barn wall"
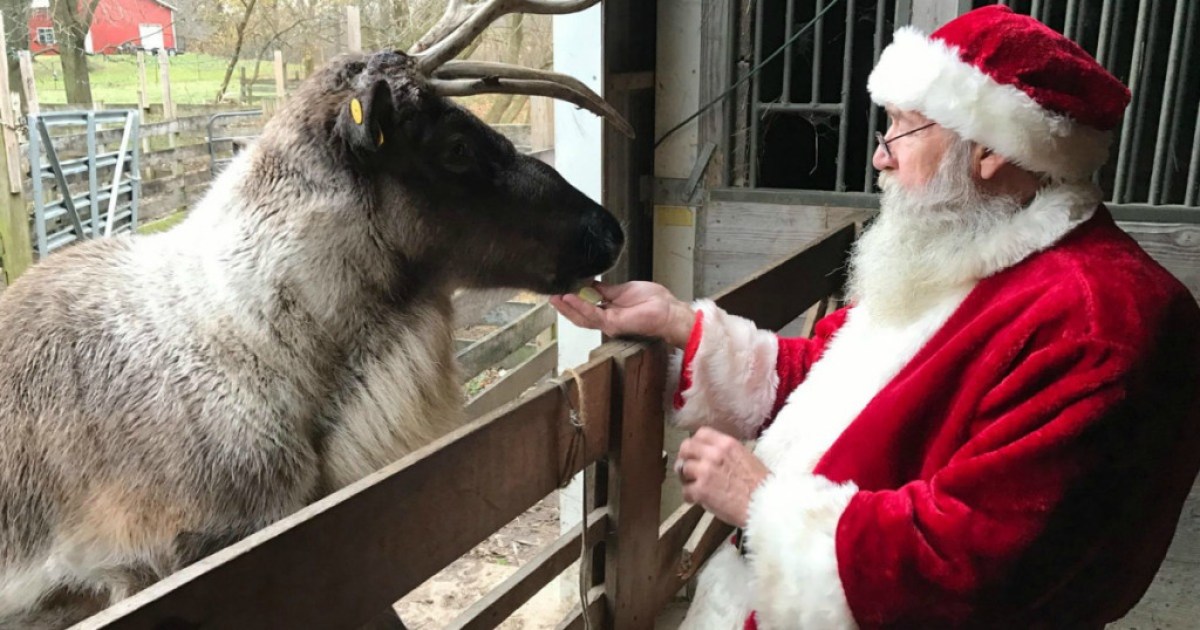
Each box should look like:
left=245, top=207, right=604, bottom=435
left=28, top=0, right=174, bottom=55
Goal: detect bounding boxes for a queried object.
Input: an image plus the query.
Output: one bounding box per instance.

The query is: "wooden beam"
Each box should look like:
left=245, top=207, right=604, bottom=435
left=0, top=14, right=31, bottom=283
left=465, top=342, right=557, bottom=420
left=605, top=342, right=668, bottom=628
left=157, top=48, right=174, bottom=120
left=554, top=585, right=606, bottom=630
left=448, top=508, right=609, bottom=630
left=136, top=51, right=148, bottom=112
left=273, top=51, right=286, bottom=103
left=457, top=302, right=555, bottom=383
left=78, top=347, right=624, bottom=630
left=712, top=219, right=858, bottom=331
left=347, top=6, right=363, bottom=52
left=17, top=51, right=38, bottom=116
left=0, top=14, right=22, bottom=192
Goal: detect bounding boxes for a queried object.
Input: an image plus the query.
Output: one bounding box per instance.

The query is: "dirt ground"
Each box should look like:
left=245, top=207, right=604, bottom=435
left=395, top=492, right=579, bottom=629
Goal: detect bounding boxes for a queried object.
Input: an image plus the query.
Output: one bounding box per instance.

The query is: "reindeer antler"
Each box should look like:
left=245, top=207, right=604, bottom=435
left=411, top=0, right=634, bottom=138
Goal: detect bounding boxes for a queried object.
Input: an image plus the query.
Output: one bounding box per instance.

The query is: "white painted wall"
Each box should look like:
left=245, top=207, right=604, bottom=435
left=652, top=0, right=703, bottom=304
left=553, top=3, right=603, bottom=588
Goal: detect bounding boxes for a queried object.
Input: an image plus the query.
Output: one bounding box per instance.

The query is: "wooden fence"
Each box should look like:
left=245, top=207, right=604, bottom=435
left=69, top=218, right=857, bottom=629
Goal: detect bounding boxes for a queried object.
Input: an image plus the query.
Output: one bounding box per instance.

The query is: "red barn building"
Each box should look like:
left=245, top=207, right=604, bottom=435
left=28, top=0, right=177, bottom=55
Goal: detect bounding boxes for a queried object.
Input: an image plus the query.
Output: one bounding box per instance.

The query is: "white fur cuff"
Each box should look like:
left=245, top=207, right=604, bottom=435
left=667, top=299, right=779, bottom=440
left=745, top=472, right=859, bottom=629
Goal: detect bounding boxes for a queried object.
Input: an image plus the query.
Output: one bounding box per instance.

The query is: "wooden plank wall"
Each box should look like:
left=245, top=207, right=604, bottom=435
left=696, top=198, right=866, bottom=296
left=696, top=197, right=1200, bottom=628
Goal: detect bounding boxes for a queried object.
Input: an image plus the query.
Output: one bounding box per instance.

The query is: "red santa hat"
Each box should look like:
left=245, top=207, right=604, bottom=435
left=867, top=5, right=1131, bottom=181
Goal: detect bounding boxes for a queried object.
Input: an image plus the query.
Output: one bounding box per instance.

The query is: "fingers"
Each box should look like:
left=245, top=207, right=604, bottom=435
left=550, top=294, right=605, bottom=332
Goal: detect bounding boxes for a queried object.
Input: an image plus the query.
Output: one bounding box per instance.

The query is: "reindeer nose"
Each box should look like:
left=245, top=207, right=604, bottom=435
left=574, top=206, right=625, bottom=278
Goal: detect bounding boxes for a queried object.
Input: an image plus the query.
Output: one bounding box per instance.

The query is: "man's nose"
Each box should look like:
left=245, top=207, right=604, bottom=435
left=873, top=144, right=895, bottom=172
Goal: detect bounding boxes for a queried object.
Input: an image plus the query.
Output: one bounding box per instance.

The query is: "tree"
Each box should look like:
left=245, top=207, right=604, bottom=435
left=0, top=0, right=31, bottom=111
left=214, top=0, right=260, bottom=103
left=50, top=0, right=102, bottom=106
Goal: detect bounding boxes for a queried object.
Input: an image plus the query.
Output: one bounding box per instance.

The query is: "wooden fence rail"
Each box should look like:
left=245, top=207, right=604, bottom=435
left=71, top=217, right=858, bottom=629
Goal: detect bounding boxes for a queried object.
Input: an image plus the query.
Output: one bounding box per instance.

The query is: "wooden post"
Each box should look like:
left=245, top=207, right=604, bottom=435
left=530, top=96, right=554, bottom=152
left=0, top=15, right=21, bottom=193
left=17, top=51, right=38, bottom=116
left=0, top=14, right=31, bottom=284
left=346, top=6, right=362, bottom=52
left=239, top=66, right=248, bottom=101
left=273, top=50, right=286, bottom=107
left=136, top=50, right=149, bottom=112
left=158, top=48, right=174, bottom=120
left=158, top=48, right=178, bottom=176
left=605, top=344, right=667, bottom=629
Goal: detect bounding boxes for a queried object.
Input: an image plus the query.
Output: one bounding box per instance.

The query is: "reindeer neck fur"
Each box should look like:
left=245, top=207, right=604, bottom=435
left=166, top=128, right=456, bottom=350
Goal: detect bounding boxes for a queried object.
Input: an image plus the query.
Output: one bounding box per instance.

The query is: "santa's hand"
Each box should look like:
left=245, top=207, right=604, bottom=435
left=676, top=427, right=770, bottom=528
left=549, top=281, right=696, bottom=349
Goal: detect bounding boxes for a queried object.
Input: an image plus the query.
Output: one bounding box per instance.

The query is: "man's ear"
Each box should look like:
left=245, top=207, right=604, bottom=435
left=977, top=145, right=1008, bottom=181
left=339, top=79, right=395, bottom=157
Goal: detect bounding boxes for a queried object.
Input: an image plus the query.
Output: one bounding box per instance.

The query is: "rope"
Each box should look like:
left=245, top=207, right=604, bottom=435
left=556, top=366, right=592, bottom=630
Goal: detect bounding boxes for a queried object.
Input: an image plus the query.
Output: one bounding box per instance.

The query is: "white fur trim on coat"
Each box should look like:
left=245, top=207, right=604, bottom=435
left=667, top=299, right=779, bottom=440
left=868, top=27, right=1112, bottom=180
left=679, top=543, right=756, bottom=630
left=745, top=472, right=860, bottom=629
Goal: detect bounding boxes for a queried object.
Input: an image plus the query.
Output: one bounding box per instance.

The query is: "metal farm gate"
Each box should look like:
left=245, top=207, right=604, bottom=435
left=28, top=110, right=141, bottom=258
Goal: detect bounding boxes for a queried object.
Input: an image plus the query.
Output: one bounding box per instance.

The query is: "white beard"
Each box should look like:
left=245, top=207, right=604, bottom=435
left=847, top=141, right=1025, bottom=327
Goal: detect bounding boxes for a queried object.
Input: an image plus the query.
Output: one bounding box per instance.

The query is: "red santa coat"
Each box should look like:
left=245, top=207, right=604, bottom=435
left=672, top=193, right=1200, bottom=629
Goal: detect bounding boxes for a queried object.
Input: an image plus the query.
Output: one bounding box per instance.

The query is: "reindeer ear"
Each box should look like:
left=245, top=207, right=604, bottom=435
left=340, top=79, right=395, bottom=156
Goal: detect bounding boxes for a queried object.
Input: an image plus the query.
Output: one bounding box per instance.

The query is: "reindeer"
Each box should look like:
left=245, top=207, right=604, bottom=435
left=0, top=1, right=629, bottom=627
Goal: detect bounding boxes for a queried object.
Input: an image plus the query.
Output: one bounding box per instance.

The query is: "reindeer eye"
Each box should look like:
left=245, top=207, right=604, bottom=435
left=443, top=138, right=473, bottom=173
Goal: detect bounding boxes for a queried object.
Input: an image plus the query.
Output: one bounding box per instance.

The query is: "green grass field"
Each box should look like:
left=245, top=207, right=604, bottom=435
left=32, top=52, right=512, bottom=118
left=34, top=53, right=272, bottom=106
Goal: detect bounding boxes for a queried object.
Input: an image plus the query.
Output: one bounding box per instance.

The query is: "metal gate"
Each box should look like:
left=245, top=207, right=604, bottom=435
left=28, top=110, right=141, bottom=258
left=207, top=110, right=262, bottom=176
left=738, top=0, right=1200, bottom=209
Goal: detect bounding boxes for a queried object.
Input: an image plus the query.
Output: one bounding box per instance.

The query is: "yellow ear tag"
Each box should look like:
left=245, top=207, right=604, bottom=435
left=377, top=130, right=385, bottom=146
left=350, top=98, right=363, bottom=125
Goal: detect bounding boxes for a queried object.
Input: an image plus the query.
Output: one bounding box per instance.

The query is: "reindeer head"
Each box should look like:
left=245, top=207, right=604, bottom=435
left=264, top=0, right=630, bottom=295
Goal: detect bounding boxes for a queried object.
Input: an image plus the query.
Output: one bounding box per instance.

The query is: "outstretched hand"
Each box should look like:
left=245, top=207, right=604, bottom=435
left=550, top=281, right=696, bottom=348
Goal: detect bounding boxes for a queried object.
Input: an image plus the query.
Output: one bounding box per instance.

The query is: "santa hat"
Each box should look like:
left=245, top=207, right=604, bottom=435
left=867, top=5, right=1131, bottom=181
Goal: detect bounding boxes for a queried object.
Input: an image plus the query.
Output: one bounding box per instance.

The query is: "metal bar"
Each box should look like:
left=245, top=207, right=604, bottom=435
left=1106, top=0, right=1128, bottom=71
left=29, top=115, right=47, bottom=258
left=757, top=102, right=844, bottom=114
left=130, top=111, right=140, bottom=230
left=1148, top=0, right=1187, bottom=204
left=38, top=121, right=86, bottom=242
left=894, top=0, right=912, bottom=27
left=1123, top=0, right=1165, bottom=200
left=835, top=0, right=855, bottom=192
left=86, top=112, right=99, bottom=238
left=104, top=115, right=134, bottom=237
left=1096, top=0, right=1116, bottom=66
left=34, top=110, right=130, bottom=122
left=1065, top=0, right=1079, bottom=39
left=1164, top=0, right=1197, bottom=202
left=750, top=0, right=764, bottom=187
left=812, top=0, right=824, bottom=103
left=1031, top=0, right=1043, bottom=22
left=782, top=0, right=795, bottom=104
left=1114, top=0, right=1151, bottom=203
left=1188, top=101, right=1200, bottom=206
left=864, top=0, right=887, bottom=192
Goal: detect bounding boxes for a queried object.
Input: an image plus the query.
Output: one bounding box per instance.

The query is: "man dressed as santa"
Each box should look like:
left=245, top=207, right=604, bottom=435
left=552, top=5, right=1200, bottom=628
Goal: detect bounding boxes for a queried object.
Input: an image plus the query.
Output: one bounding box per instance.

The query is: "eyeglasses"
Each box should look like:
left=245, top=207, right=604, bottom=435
left=875, top=121, right=937, bottom=161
